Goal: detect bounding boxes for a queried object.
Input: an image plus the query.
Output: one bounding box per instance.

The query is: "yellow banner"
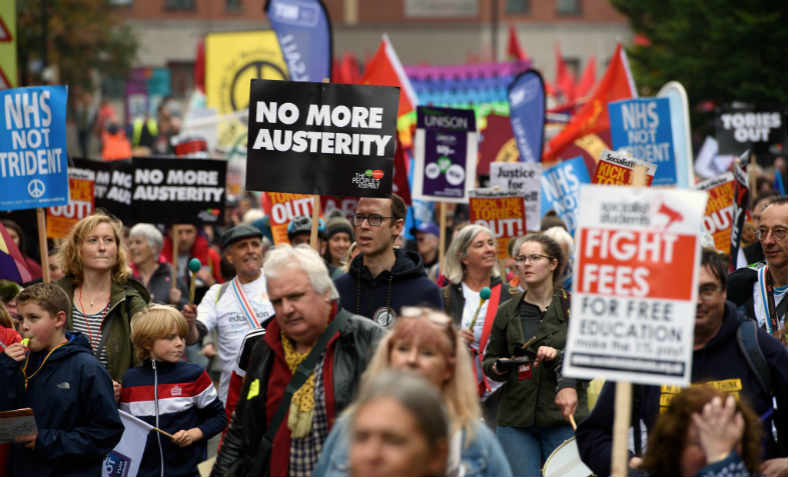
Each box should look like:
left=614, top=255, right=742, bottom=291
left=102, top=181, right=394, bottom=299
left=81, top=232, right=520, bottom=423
left=0, top=0, right=17, bottom=89
left=205, top=30, right=288, bottom=114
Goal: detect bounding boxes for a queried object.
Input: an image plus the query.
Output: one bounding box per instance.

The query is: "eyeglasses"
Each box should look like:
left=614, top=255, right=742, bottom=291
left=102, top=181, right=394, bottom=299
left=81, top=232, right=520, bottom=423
left=514, top=254, right=552, bottom=264
left=698, top=284, right=721, bottom=299
left=757, top=226, right=787, bottom=241
left=350, top=213, right=395, bottom=227
left=399, top=306, right=457, bottom=352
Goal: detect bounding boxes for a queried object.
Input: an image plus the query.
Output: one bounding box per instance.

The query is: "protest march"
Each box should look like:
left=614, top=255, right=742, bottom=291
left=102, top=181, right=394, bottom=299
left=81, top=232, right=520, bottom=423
left=0, top=1, right=786, bottom=477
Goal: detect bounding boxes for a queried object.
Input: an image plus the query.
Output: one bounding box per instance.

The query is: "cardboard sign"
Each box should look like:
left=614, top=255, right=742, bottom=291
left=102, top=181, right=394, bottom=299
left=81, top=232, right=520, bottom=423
left=489, top=162, right=541, bottom=231
left=540, top=156, right=591, bottom=236
left=412, top=106, right=478, bottom=203
left=0, top=408, right=37, bottom=443
left=469, top=189, right=527, bottom=259
left=695, top=173, right=735, bottom=255
left=715, top=108, right=787, bottom=165
left=563, top=185, right=707, bottom=386
left=609, top=97, right=677, bottom=185
left=131, top=157, right=226, bottom=224
left=261, top=192, right=315, bottom=244
left=46, top=173, right=95, bottom=239
left=0, top=86, right=69, bottom=210
left=246, top=80, right=399, bottom=196
left=592, top=150, right=656, bottom=186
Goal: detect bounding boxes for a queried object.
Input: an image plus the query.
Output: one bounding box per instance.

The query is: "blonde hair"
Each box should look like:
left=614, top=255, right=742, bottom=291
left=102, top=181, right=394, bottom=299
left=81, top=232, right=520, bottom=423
left=130, top=304, right=188, bottom=362
left=362, top=308, right=481, bottom=443
left=57, top=213, right=131, bottom=285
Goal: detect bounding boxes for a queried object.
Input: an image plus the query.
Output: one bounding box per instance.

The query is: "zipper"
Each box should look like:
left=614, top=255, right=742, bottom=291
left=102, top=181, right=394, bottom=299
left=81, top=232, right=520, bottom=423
left=152, top=359, right=165, bottom=477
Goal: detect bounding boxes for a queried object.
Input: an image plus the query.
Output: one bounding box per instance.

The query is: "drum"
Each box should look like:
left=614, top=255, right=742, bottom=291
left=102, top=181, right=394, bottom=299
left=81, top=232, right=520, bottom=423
left=542, top=437, right=594, bottom=477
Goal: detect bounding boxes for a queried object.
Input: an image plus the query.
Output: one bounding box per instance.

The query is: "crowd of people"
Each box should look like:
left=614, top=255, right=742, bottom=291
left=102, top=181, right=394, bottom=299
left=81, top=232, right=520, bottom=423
left=0, top=185, right=786, bottom=477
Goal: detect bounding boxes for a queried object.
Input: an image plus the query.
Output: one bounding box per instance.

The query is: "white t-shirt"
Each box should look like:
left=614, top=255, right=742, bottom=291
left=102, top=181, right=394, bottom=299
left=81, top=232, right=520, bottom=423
left=197, top=272, right=275, bottom=403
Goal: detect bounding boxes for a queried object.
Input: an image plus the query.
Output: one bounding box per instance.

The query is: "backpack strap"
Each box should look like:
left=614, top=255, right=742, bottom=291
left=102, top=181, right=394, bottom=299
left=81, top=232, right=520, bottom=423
left=736, top=320, right=772, bottom=395
left=214, top=281, right=231, bottom=305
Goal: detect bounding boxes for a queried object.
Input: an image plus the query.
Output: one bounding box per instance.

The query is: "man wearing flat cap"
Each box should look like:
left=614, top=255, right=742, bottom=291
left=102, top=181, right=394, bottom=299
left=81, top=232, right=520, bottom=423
left=184, top=224, right=275, bottom=404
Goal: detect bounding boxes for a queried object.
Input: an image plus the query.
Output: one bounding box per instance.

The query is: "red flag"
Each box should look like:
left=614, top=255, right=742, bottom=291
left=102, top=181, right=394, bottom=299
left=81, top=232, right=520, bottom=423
left=0, top=222, right=33, bottom=284
left=331, top=57, right=342, bottom=83
left=360, top=35, right=418, bottom=117
left=507, top=25, right=528, bottom=61
left=543, top=44, right=637, bottom=162
left=574, top=56, right=596, bottom=100
left=393, top=143, right=412, bottom=205
left=194, top=39, right=205, bottom=93
left=340, top=53, right=361, bottom=84
left=554, top=42, right=576, bottom=102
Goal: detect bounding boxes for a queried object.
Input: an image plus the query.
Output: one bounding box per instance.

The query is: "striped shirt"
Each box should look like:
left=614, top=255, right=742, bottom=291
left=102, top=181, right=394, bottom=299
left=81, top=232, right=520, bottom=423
left=71, top=304, right=109, bottom=367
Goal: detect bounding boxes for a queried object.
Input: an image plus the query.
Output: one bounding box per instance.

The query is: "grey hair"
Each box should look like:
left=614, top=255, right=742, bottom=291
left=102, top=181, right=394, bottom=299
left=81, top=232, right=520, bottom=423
left=128, top=223, right=164, bottom=257
left=351, top=370, right=450, bottom=450
left=543, top=226, right=573, bottom=258
left=443, top=224, right=501, bottom=285
left=263, top=244, right=339, bottom=299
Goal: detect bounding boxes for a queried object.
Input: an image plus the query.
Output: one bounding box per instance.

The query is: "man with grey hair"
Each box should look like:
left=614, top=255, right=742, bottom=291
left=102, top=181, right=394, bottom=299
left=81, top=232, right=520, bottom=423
left=213, top=244, right=385, bottom=477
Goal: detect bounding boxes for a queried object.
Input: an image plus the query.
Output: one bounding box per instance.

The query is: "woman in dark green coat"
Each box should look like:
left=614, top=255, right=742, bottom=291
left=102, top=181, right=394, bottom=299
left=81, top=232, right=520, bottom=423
left=482, top=233, right=588, bottom=476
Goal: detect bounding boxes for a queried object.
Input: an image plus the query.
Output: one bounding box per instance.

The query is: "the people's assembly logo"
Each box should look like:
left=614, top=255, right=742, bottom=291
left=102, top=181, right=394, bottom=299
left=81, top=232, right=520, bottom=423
left=352, top=169, right=384, bottom=190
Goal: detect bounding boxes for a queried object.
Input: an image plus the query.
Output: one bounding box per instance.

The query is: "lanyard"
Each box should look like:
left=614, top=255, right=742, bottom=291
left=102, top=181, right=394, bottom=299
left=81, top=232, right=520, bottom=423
left=23, top=341, right=68, bottom=389
left=231, top=277, right=261, bottom=329
left=759, top=265, right=782, bottom=335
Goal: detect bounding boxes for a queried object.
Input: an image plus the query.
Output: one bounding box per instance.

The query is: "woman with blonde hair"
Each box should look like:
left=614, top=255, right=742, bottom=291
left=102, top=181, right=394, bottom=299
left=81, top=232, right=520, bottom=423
left=314, top=307, right=512, bottom=477
left=56, top=213, right=150, bottom=390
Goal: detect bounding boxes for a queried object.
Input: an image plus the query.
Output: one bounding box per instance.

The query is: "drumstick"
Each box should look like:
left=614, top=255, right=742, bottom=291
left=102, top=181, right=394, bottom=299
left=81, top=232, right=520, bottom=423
left=569, top=414, right=577, bottom=431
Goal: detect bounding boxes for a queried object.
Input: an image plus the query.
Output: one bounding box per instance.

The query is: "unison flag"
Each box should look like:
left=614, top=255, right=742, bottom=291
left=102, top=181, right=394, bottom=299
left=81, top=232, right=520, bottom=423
left=265, top=0, right=333, bottom=83
left=507, top=69, right=545, bottom=163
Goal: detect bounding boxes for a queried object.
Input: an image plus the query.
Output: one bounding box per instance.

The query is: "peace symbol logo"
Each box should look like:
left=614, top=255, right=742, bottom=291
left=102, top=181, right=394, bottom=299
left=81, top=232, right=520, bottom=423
left=229, top=60, right=288, bottom=111
left=28, top=179, right=46, bottom=198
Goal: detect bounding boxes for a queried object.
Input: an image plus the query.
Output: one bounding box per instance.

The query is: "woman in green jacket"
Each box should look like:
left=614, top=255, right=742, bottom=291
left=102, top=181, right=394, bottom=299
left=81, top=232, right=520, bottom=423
left=56, top=213, right=150, bottom=397
left=482, top=233, right=588, bottom=476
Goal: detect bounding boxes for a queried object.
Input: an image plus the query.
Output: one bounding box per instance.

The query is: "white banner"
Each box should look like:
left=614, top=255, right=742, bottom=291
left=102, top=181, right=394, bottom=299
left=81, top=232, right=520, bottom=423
left=102, top=410, right=153, bottom=477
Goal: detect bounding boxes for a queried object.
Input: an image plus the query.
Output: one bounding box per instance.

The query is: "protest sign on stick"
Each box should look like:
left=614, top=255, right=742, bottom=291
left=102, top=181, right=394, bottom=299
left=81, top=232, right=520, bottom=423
left=695, top=173, right=735, bottom=255
left=261, top=192, right=315, bottom=244
left=310, top=195, right=321, bottom=251
left=540, top=156, right=590, bottom=236
left=715, top=108, right=786, bottom=166
left=47, top=173, right=95, bottom=239
left=489, top=162, right=541, bottom=231
left=469, top=189, right=527, bottom=259
left=246, top=80, right=399, bottom=196
left=592, top=149, right=656, bottom=186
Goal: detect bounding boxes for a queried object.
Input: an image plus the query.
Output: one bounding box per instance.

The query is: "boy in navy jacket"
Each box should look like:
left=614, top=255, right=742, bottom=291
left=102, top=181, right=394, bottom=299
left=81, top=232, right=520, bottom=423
left=120, top=304, right=226, bottom=477
left=1, top=282, right=123, bottom=476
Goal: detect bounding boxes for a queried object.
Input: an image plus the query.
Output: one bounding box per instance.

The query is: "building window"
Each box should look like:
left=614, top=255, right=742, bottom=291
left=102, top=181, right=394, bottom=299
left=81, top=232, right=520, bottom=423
left=506, top=0, right=530, bottom=14
left=556, top=0, right=581, bottom=15
left=226, top=0, right=242, bottom=12
left=164, top=0, right=195, bottom=11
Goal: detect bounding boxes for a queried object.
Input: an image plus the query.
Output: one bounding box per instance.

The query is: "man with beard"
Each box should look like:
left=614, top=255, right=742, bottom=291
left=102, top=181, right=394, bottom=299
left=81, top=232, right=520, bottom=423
left=576, top=249, right=788, bottom=477
left=334, top=194, right=442, bottom=327
left=184, top=224, right=275, bottom=404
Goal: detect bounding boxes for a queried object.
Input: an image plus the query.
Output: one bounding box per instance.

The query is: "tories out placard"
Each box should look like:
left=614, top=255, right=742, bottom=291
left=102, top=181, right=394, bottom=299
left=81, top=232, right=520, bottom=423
left=695, top=173, right=735, bottom=255
left=46, top=172, right=95, bottom=239
left=246, top=80, right=399, bottom=196
left=609, top=97, right=677, bottom=185
left=469, top=189, right=527, bottom=259
left=592, top=149, right=656, bottom=186
left=412, top=106, right=478, bottom=203
left=131, top=158, right=226, bottom=224
left=261, top=192, right=315, bottom=244
left=563, top=185, right=707, bottom=386
left=715, top=108, right=787, bottom=164
left=489, top=162, right=541, bottom=231
left=540, top=156, right=590, bottom=236
left=0, top=86, right=68, bottom=210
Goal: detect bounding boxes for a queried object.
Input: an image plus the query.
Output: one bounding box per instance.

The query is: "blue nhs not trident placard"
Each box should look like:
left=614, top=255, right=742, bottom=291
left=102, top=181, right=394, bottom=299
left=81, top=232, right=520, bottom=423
left=609, top=97, right=677, bottom=186
left=0, top=85, right=69, bottom=211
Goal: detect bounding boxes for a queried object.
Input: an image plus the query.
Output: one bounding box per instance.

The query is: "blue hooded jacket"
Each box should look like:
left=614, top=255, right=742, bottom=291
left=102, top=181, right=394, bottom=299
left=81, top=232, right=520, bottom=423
left=0, top=331, right=123, bottom=477
left=334, top=248, right=443, bottom=327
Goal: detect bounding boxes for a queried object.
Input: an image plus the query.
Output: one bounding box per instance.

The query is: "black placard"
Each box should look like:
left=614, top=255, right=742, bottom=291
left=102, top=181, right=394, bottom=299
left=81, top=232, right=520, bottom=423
left=72, top=158, right=134, bottom=223
left=715, top=108, right=787, bottom=164
left=246, top=80, right=399, bottom=196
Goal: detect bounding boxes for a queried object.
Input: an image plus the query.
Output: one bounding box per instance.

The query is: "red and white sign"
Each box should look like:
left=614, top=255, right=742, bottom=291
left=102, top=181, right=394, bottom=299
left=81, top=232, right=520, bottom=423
left=260, top=192, right=315, bottom=245
left=592, top=149, right=656, bottom=186
left=695, top=172, right=735, bottom=255
left=468, top=189, right=526, bottom=259
left=563, top=185, right=707, bottom=386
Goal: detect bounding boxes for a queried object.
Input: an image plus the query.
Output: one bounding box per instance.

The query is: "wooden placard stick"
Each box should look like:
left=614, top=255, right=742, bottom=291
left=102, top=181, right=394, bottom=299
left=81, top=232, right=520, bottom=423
left=310, top=195, right=321, bottom=251
left=36, top=209, right=50, bottom=283
left=438, top=202, right=447, bottom=273
left=170, top=227, right=180, bottom=288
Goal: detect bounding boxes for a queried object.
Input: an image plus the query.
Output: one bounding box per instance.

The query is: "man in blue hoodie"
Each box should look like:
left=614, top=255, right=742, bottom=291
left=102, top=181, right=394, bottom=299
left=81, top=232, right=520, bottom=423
left=335, top=193, right=442, bottom=327
left=575, top=248, right=788, bottom=477
left=1, top=282, right=123, bottom=477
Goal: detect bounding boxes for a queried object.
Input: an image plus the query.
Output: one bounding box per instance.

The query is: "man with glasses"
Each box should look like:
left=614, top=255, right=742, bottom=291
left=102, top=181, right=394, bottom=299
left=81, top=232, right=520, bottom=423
left=577, top=248, right=788, bottom=477
left=334, top=194, right=442, bottom=327
left=737, top=192, right=778, bottom=268
left=728, top=196, right=788, bottom=344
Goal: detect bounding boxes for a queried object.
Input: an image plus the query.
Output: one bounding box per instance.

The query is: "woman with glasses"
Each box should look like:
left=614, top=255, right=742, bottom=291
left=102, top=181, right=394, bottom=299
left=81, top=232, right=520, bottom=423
left=314, top=307, right=512, bottom=477
left=482, top=233, right=589, bottom=476
left=442, top=224, right=508, bottom=427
